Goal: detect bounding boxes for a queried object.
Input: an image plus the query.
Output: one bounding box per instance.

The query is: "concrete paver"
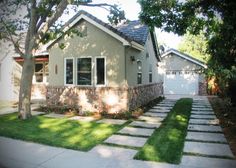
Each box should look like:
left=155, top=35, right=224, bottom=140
left=104, top=135, right=147, bottom=147
left=96, top=119, right=127, bottom=125
left=118, top=127, right=154, bottom=136
left=148, top=108, right=170, bottom=113
left=189, top=119, right=219, bottom=125
left=0, top=108, right=17, bottom=115
left=138, top=115, right=164, bottom=123
left=144, top=112, right=167, bottom=118
left=69, top=116, right=97, bottom=122
left=129, top=121, right=161, bottom=128
left=186, top=132, right=227, bottom=143
left=184, top=141, right=234, bottom=158
left=31, top=111, right=45, bottom=116
left=190, top=114, right=216, bottom=119
left=191, top=111, right=214, bottom=115
left=181, top=155, right=236, bottom=168
left=192, top=108, right=213, bottom=111
left=44, top=113, right=66, bottom=118
left=188, top=124, right=222, bottom=132
left=152, top=106, right=172, bottom=110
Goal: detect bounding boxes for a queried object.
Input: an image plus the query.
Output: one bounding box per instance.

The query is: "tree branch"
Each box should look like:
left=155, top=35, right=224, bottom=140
left=1, top=19, right=24, bottom=57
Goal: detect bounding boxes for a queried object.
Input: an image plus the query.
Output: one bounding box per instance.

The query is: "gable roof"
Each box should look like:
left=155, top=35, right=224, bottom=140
left=46, top=10, right=150, bottom=50
left=161, top=48, right=207, bottom=68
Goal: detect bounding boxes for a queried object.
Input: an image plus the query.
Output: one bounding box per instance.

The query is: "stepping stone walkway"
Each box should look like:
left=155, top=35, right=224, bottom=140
left=181, top=98, right=236, bottom=167
left=69, top=116, right=97, bottom=122
left=101, top=99, right=175, bottom=149
left=44, top=113, right=66, bottom=118
left=104, top=135, right=147, bottom=148
left=118, top=127, right=154, bottom=137
left=96, top=119, right=127, bottom=125
left=31, top=111, right=45, bottom=116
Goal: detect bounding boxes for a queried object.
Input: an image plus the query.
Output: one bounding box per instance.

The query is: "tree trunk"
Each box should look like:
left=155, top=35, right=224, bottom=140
left=18, top=56, right=35, bottom=120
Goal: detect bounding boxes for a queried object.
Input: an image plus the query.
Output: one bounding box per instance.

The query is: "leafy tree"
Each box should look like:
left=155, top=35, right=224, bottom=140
left=138, top=0, right=236, bottom=104
left=0, top=0, right=125, bottom=119
left=178, top=31, right=210, bottom=63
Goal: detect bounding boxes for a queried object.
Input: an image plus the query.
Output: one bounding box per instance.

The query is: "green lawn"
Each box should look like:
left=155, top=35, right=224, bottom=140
left=134, top=98, right=193, bottom=164
left=0, top=113, right=122, bottom=151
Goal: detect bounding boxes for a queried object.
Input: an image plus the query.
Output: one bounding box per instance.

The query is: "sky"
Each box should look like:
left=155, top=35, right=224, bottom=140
left=61, top=0, right=182, bottom=49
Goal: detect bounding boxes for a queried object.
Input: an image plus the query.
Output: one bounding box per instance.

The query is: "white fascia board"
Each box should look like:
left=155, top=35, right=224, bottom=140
left=130, top=41, right=144, bottom=51
left=161, top=49, right=207, bottom=68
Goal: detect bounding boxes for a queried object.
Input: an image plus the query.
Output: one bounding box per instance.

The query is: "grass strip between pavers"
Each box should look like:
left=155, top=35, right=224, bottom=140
left=0, top=113, right=124, bottom=151
left=134, top=98, right=193, bottom=164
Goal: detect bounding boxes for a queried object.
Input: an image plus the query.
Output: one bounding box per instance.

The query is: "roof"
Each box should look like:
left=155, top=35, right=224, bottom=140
left=116, top=20, right=149, bottom=45
left=161, top=48, right=207, bottom=68
left=46, top=10, right=149, bottom=49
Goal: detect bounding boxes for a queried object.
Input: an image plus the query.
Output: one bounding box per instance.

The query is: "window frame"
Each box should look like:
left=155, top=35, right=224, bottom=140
left=149, top=64, right=152, bottom=83
left=137, top=60, right=142, bottom=85
left=76, top=56, right=93, bottom=86
left=64, top=57, right=74, bottom=85
left=95, top=56, right=106, bottom=87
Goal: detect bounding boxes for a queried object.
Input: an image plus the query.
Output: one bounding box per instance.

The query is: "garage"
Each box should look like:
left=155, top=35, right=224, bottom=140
left=164, top=71, right=199, bottom=95
left=159, top=49, right=207, bottom=95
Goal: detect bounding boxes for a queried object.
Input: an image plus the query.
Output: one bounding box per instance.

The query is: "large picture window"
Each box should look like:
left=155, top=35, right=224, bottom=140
left=96, top=57, right=105, bottom=85
left=65, top=58, right=74, bottom=84
left=77, top=58, right=92, bottom=85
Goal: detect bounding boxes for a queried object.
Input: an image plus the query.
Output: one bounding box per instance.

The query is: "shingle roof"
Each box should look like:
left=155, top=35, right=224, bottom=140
left=116, top=20, right=149, bottom=45
left=64, top=10, right=149, bottom=45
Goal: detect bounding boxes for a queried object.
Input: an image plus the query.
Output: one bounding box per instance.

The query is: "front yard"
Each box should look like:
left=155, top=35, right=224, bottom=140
left=0, top=113, right=123, bottom=151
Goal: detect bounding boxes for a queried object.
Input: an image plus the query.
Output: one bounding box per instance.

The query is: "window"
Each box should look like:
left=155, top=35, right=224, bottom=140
left=149, top=64, right=152, bottom=83
left=96, top=57, right=105, bottom=85
left=65, top=58, right=74, bottom=85
left=35, top=63, right=44, bottom=83
left=77, top=58, right=92, bottom=85
left=137, top=61, right=142, bottom=84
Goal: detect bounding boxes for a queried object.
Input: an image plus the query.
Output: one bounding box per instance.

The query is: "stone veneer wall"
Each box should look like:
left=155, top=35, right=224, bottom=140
left=128, top=83, right=163, bottom=111
left=198, top=82, right=207, bottom=95
left=46, top=83, right=163, bottom=113
left=31, top=84, right=47, bottom=100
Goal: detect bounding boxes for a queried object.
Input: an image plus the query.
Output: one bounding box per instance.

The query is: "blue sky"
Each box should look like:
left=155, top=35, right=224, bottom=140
left=61, top=0, right=182, bottom=49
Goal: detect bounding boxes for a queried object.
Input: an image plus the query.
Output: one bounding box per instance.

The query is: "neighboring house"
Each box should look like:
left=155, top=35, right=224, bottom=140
left=158, top=48, right=207, bottom=95
left=46, top=10, right=162, bottom=113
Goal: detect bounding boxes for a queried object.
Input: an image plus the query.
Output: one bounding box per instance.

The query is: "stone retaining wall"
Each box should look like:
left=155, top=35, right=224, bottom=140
left=46, top=83, right=163, bottom=113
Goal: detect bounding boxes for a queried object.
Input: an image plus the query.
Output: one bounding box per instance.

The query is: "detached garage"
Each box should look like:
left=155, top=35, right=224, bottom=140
left=159, top=49, right=207, bottom=95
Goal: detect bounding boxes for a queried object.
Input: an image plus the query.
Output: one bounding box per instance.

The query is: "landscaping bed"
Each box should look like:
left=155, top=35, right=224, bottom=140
left=134, top=98, right=193, bottom=164
left=208, top=96, right=236, bottom=158
left=0, top=113, right=123, bottom=151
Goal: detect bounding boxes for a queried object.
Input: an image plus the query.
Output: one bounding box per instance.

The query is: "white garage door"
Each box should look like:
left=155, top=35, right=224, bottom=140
left=164, top=72, right=199, bottom=95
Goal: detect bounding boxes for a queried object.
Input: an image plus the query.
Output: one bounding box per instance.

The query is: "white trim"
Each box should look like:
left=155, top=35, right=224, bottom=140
left=76, top=56, right=93, bottom=86
left=131, top=41, right=144, bottom=51
left=95, top=56, right=106, bottom=87
left=64, top=57, right=74, bottom=85
left=161, top=49, right=207, bottom=68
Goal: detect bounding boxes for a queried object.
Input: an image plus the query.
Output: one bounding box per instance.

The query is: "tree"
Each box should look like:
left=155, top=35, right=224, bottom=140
left=0, top=0, right=125, bottom=119
left=178, top=31, right=210, bottom=63
left=138, top=0, right=236, bottom=104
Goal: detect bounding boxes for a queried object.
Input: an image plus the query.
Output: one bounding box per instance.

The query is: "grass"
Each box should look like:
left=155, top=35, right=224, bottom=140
left=134, top=98, right=193, bottom=164
left=0, top=113, right=122, bottom=151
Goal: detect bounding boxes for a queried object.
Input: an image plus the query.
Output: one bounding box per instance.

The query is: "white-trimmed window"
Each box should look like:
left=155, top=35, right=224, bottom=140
left=77, top=57, right=92, bottom=85
left=149, top=64, right=152, bottom=83
left=95, top=57, right=106, bottom=86
left=64, top=58, right=74, bottom=85
left=137, top=60, right=142, bottom=84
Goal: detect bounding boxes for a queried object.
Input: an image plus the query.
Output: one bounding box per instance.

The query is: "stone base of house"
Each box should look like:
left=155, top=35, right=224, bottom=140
left=31, top=84, right=47, bottom=100
left=198, top=82, right=207, bottom=95
left=46, top=83, right=163, bottom=113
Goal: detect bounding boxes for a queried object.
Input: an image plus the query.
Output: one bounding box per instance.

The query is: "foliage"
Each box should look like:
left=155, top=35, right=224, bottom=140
left=134, top=98, right=192, bottom=164
left=138, top=0, right=236, bottom=102
left=0, top=113, right=122, bottom=151
left=178, top=31, right=210, bottom=63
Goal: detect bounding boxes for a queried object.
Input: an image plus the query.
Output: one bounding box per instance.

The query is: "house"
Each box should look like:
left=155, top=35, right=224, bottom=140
left=45, top=10, right=163, bottom=113
left=158, top=48, right=207, bottom=95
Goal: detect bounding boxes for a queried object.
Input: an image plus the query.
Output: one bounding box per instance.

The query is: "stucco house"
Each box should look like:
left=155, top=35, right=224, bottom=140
left=158, top=49, right=207, bottom=95
left=45, top=10, right=162, bottom=113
